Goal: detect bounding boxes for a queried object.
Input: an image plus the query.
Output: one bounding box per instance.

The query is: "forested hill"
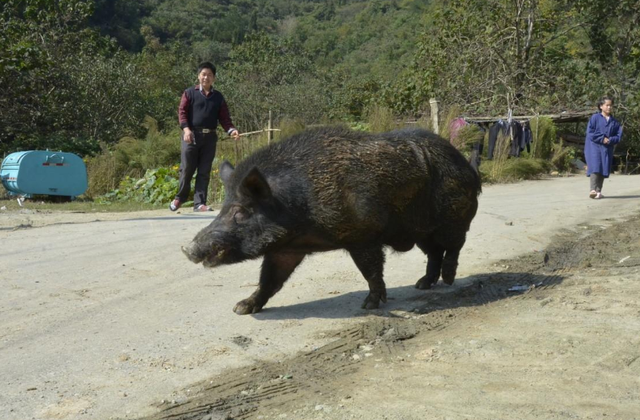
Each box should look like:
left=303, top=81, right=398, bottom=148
left=89, top=0, right=428, bottom=82
left=1, top=0, right=639, bottom=156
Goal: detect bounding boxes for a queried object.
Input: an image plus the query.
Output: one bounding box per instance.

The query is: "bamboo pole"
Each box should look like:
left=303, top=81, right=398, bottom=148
left=268, top=110, right=272, bottom=145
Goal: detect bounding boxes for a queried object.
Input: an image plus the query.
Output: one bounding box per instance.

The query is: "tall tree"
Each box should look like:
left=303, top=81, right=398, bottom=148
left=223, top=32, right=330, bottom=129
left=0, top=0, right=148, bottom=155
left=575, top=0, right=640, bottom=141
left=410, top=0, right=587, bottom=115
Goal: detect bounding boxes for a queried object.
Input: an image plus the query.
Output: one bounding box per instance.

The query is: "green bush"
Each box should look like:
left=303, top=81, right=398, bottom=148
left=85, top=118, right=182, bottom=198
left=115, top=117, right=182, bottom=173
left=97, top=167, right=184, bottom=206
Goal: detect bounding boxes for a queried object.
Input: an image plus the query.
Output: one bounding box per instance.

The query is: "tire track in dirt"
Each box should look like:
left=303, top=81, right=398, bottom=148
left=140, top=214, right=640, bottom=420
left=142, top=285, right=561, bottom=420
left=142, top=285, right=534, bottom=420
left=144, top=311, right=464, bottom=420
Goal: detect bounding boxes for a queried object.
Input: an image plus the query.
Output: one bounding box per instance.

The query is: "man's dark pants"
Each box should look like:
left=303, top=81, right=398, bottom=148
left=176, top=131, right=217, bottom=208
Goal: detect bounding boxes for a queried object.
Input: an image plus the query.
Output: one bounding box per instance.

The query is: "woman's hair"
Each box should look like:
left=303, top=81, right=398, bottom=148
left=597, top=96, right=614, bottom=111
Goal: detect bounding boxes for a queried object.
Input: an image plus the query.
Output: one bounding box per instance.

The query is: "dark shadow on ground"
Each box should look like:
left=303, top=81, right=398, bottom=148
left=599, top=195, right=640, bottom=200
left=251, top=271, right=565, bottom=321
left=0, top=215, right=215, bottom=231
left=121, top=215, right=216, bottom=222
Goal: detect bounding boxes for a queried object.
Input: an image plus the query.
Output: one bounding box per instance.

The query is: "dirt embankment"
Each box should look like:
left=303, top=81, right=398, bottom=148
left=141, top=214, right=640, bottom=420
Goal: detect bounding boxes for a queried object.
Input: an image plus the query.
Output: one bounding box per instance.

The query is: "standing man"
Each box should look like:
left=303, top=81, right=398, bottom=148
left=584, top=96, right=622, bottom=199
left=170, top=62, right=240, bottom=212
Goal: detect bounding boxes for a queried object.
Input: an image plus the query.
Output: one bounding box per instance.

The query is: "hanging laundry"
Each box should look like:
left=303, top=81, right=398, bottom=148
left=469, top=122, right=486, bottom=171
left=523, top=123, right=533, bottom=154
left=509, top=121, right=524, bottom=157
left=487, top=120, right=509, bottom=159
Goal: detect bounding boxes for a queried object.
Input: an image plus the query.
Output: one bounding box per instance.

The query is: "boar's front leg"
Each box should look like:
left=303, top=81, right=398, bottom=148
left=348, top=246, right=387, bottom=309
left=233, top=252, right=306, bottom=315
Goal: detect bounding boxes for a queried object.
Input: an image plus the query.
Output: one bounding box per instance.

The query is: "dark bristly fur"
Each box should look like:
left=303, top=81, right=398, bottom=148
left=183, top=126, right=481, bottom=314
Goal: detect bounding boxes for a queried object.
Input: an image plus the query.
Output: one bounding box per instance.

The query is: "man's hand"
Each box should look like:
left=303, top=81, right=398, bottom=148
left=604, top=137, right=610, bottom=145
left=183, top=127, right=194, bottom=144
left=230, top=129, right=240, bottom=140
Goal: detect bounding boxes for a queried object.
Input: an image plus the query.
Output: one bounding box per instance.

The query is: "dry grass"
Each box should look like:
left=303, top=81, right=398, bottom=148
left=480, top=156, right=551, bottom=183
left=366, top=105, right=402, bottom=133
left=277, top=117, right=307, bottom=140
left=550, top=140, right=578, bottom=173
left=0, top=196, right=160, bottom=212
left=485, top=130, right=511, bottom=181
left=451, top=124, right=485, bottom=153
left=530, top=117, right=556, bottom=159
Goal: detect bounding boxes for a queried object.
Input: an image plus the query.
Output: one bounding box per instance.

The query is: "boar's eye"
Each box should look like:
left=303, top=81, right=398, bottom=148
left=232, top=206, right=251, bottom=224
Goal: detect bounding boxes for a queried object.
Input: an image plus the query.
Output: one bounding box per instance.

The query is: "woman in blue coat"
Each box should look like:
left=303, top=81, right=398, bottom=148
left=585, top=96, right=623, bottom=199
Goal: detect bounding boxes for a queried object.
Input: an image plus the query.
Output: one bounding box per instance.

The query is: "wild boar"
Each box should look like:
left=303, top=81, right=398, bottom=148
left=182, top=126, right=481, bottom=314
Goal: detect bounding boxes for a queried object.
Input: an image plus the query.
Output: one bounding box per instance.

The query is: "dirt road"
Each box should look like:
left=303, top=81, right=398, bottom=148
left=1, top=175, right=639, bottom=420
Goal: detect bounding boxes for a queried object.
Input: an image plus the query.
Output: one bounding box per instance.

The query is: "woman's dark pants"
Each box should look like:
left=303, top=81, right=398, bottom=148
left=589, top=173, right=604, bottom=193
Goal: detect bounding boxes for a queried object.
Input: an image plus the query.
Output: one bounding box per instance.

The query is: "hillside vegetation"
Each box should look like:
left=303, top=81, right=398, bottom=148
left=1, top=0, right=638, bottom=164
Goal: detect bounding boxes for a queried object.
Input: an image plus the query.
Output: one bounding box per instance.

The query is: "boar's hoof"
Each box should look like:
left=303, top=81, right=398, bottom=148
left=361, top=291, right=387, bottom=310
left=415, top=275, right=438, bottom=290
left=233, top=298, right=263, bottom=315
left=181, top=245, right=202, bottom=264
left=441, top=264, right=457, bottom=285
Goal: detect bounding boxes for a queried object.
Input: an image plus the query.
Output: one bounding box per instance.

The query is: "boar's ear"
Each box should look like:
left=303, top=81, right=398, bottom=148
left=220, top=161, right=234, bottom=185
left=239, top=167, right=272, bottom=201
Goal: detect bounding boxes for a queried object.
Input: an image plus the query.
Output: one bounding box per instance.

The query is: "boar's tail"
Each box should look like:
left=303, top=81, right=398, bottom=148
left=468, top=153, right=482, bottom=194
left=473, top=168, right=482, bottom=195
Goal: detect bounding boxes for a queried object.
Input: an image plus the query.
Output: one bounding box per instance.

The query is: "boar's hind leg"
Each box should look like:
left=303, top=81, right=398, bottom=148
left=233, top=252, right=306, bottom=315
left=348, top=246, right=387, bottom=309
left=441, top=246, right=463, bottom=285
left=440, top=231, right=467, bottom=285
left=415, top=241, right=444, bottom=290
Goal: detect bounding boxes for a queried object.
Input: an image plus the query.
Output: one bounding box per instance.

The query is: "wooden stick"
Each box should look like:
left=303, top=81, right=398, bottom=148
left=238, top=128, right=281, bottom=138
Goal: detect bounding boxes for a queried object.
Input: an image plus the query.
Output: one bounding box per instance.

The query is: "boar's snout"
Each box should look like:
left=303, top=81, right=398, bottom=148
left=182, top=242, right=205, bottom=264
left=182, top=239, right=228, bottom=267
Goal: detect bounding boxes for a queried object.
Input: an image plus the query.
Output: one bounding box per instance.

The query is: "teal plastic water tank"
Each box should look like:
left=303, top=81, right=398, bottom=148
left=1, top=151, right=88, bottom=198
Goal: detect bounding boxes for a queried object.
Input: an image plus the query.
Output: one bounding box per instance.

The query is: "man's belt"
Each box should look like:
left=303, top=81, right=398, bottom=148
left=194, top=128, right=213, bottom=133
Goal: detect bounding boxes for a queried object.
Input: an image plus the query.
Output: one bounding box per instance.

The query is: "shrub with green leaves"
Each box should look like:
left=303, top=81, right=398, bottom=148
left=85, top=120, right=181, bottom=198
left=97, top=167, right=184, bottom=206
